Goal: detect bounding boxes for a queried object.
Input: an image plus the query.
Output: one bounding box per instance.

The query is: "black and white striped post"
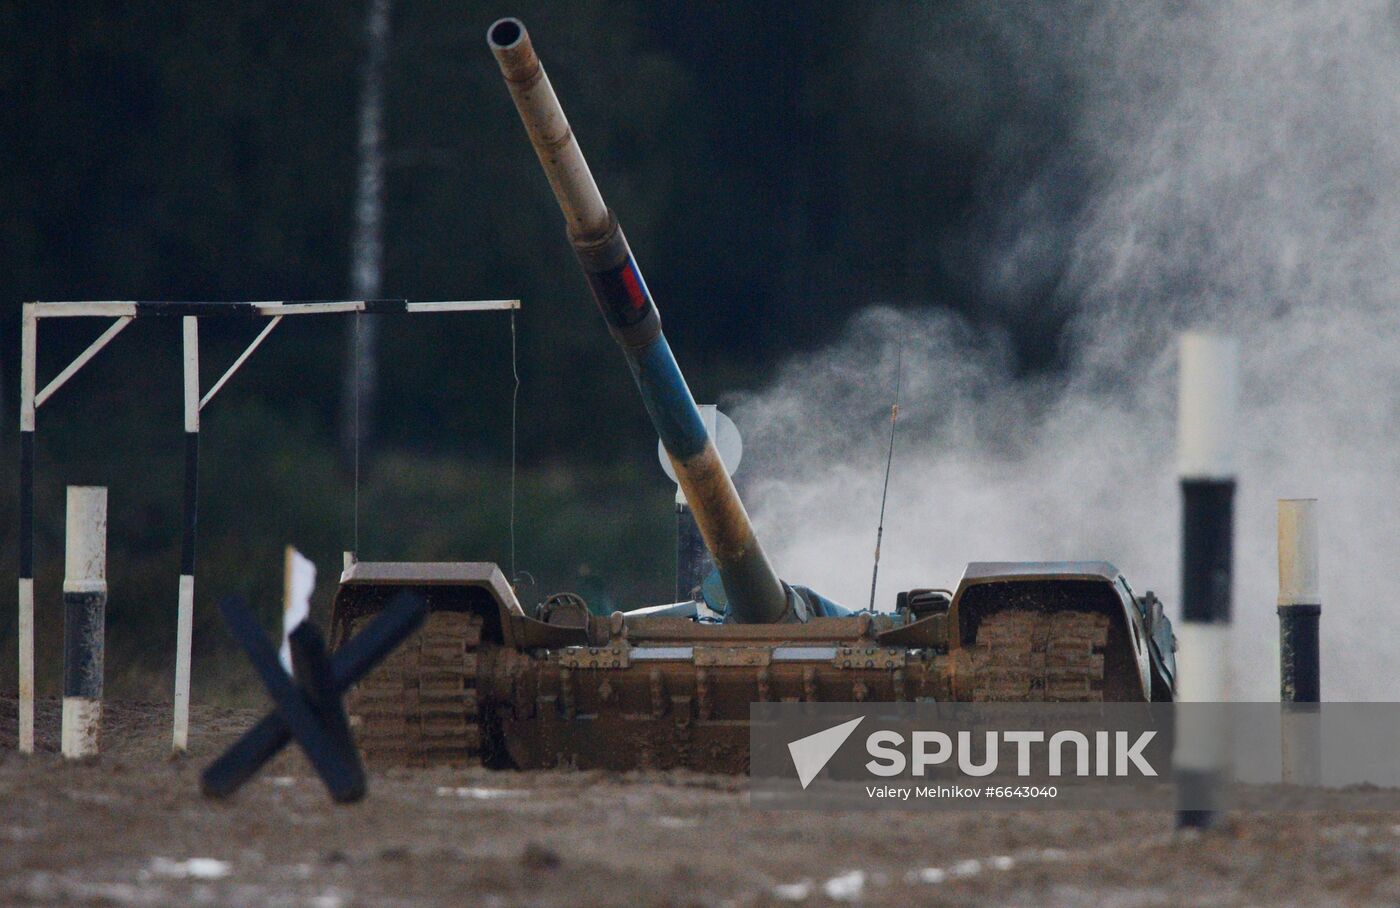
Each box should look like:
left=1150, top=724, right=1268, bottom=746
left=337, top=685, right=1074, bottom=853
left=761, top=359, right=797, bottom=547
left=14, top=298, right=519, bottom=754
left=1277, top=498, right=1321, bottom=785
left=1173, top=332, right=1239, bottom=831
left=18, top=305, right=37, bottom=753
left=173, top=316, right=200, bottom=752
left=62, top=486, right=107, bottom=759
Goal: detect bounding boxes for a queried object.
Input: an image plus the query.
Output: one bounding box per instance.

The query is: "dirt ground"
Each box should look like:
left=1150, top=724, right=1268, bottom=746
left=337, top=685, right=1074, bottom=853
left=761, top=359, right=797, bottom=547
left=2, top=698, right=1399, bottom=907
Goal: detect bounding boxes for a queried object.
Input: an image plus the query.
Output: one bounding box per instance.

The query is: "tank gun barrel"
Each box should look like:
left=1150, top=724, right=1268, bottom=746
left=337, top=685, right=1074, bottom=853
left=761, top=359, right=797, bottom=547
left=488, top=18, right=799, bottom=623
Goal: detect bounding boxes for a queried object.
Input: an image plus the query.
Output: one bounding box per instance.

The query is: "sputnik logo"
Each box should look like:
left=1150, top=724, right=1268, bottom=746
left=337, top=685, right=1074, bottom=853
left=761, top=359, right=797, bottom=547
left=788, top=717, right=864, bottom=789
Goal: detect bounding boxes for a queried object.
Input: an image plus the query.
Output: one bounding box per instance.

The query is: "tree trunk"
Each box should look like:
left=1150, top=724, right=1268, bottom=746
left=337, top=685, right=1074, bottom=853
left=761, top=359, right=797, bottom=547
left=341, top=0, right=391, bottom=464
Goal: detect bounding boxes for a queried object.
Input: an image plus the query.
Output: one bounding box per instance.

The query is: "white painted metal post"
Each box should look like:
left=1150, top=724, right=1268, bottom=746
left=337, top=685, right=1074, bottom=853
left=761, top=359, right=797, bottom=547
left=62, top=486, right=107, bottom=758
left=18, top=305, right=37, bottom=753
left=173, top=317, right=199, bottom=752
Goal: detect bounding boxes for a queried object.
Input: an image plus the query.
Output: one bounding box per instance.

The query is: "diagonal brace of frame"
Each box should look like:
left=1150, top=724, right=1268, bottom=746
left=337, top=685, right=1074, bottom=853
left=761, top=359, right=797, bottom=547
left=199, top=315, right=283, bottom=410
left=34, top=317, right=134, bottom=410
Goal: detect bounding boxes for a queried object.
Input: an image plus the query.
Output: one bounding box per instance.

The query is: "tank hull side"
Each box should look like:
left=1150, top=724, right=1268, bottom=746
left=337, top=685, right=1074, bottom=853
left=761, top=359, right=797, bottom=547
left=490, top=650, right=948, bottom=772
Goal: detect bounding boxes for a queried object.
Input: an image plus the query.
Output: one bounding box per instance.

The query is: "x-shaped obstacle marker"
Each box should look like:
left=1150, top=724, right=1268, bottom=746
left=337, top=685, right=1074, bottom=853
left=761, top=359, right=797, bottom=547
left=201, top=591, right=428, bottom=802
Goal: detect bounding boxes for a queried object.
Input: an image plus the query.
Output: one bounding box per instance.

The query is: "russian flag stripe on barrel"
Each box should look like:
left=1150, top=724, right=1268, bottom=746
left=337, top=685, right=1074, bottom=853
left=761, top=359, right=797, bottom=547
left=620, top=258, right=649, bottom=314
left=585, top=256, right=652, bottom=328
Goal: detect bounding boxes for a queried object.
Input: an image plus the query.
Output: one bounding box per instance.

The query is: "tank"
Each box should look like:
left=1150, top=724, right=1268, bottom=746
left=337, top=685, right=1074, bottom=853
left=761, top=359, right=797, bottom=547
left=326, top=18, right=1178, bottom=771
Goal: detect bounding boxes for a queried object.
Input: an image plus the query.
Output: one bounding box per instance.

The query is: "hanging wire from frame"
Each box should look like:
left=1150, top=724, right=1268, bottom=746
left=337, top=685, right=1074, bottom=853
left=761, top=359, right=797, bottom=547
left=868, top=339, right=903, bottom=612
left=353, top=312, right=362, bottom=557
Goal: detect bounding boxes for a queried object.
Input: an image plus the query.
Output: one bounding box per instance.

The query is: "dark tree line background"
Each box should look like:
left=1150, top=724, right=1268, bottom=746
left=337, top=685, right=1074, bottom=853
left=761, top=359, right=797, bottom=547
left=0, top=1, right=1082, bottom=702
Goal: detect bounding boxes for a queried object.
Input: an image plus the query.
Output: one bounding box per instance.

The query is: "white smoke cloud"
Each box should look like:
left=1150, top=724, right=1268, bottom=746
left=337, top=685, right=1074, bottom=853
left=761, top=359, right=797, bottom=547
left=733, top=1, right=1400, bottom=700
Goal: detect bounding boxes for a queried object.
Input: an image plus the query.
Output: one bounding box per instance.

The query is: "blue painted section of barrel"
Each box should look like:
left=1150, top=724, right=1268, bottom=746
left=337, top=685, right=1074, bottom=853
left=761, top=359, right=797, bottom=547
left=581, top=251, right=709, bottom=462
left=624, top=333, right=709, bottom=462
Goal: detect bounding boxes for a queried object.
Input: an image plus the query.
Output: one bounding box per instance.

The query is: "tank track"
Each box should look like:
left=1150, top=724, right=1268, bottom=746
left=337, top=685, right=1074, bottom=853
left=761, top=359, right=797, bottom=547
left=971, top=609, right=1109, bottom=701
left=345, top=610, right=483, bottom=767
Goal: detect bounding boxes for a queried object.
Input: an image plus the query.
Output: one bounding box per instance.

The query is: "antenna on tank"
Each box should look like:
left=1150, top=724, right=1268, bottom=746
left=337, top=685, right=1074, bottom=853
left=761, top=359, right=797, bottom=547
left=868, top=340, right=903, bottom=612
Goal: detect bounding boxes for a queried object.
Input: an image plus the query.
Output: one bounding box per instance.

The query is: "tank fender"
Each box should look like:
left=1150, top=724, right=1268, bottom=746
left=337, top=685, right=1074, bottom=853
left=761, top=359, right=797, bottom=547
left=329, top=561, right=523, bottom=649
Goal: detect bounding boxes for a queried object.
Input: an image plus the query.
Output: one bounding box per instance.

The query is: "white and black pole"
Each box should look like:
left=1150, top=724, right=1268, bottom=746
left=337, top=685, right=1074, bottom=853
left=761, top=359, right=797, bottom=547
left=1173, top=332, right=1238, bottom=830
left=1277, top=498, right=1321, bottom=785
left=18, top=304, right=37, bottom=753
left=61, top=486, right=107, bottom=759
left=173, top=316, right=199, bottom=753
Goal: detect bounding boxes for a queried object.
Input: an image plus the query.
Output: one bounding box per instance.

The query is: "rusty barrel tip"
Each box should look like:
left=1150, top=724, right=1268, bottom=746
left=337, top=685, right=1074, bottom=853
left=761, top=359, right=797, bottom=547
left=488, top=17, right=538, bottom=81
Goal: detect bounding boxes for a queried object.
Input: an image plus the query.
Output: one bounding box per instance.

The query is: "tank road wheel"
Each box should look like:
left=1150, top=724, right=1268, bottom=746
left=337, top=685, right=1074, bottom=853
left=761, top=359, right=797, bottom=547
left=345, top=610, right=484, bottom=767
left=971, top=609, right=1109, bottom=702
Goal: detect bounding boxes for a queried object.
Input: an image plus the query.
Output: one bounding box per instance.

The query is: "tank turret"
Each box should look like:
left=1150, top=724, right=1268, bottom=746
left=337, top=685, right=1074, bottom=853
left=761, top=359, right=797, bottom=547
left=489, top=17, right=808, bottom=623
